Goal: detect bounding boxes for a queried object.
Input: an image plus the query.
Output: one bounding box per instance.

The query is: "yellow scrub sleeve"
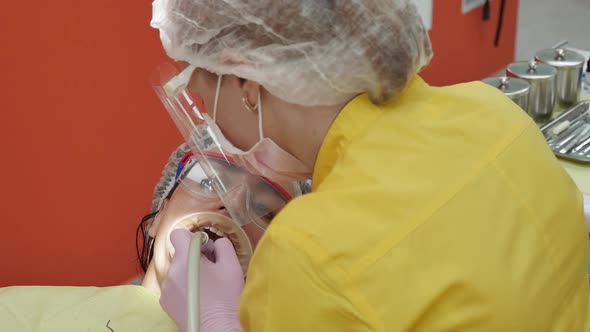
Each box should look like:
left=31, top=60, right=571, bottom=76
left=239, top=77, right=590, bottom=331
left=0, top=285, right=178, bottom=331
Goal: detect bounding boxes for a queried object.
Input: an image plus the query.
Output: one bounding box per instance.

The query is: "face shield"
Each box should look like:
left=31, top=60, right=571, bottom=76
left=151, top=63, right=301, bottom=231
left=156, top=151, right=295, bottom=274
left=175, top=150, right=295, bottom=230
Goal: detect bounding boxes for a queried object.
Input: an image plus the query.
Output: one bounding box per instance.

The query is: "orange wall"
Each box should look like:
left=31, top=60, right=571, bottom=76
left=0, top=2, right=179, bottom=286
left=0, top=1, right=518, bottom=286
left=421, top=0, right=519, bottom=85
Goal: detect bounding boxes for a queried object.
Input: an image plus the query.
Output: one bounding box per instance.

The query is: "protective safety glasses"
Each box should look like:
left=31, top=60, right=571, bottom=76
left=151, top=63, right=296, bottom=229
left=176, top=151, right=293, bottom=229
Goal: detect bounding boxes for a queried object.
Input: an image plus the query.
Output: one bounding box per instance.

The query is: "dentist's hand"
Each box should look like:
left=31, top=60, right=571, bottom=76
left=160, top=229, right=245, bottom=332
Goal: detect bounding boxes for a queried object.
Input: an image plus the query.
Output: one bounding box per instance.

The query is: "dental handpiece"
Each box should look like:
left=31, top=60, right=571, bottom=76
left=200, top=236, right=216, bottom=262
left=187, top=231, right=211, bottom=332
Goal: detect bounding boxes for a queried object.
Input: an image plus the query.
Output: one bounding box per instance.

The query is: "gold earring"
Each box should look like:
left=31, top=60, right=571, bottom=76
left=242, top=97, right=258, bottom=114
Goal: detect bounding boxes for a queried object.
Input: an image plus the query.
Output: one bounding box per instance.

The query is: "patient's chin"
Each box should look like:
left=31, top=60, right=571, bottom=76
left=141, top=263, right=162, bottom=296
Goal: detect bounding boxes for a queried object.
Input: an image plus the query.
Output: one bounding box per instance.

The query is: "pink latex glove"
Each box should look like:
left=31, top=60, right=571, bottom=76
left=160, top=229, right=245, bottom=332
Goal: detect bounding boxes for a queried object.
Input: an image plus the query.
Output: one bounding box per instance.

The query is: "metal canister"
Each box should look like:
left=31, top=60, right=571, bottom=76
left=507, top=60, right=557, bottom=123
left=481, top=76, right=530, bottom=111
left=535, top=48, right=585, bottom=106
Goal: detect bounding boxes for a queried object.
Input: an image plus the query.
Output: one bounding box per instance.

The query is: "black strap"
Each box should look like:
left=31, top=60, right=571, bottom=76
left=482, top=0, right=491, bottom=21
left=494, top=0, right=507, bottom=47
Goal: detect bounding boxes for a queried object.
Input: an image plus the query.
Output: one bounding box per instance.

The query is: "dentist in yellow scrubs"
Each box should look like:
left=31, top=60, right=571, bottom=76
left=151, top=0, right=590, bottom=331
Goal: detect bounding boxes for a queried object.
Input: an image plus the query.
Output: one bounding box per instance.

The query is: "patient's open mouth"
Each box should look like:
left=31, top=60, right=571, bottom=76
left=168, top=212, right=254, bottom=274
left=188, top=225, right=223, bottom=242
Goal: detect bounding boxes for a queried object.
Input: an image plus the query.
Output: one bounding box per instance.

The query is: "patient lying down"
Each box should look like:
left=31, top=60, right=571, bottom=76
left=0, top=144, right=305, bottom=332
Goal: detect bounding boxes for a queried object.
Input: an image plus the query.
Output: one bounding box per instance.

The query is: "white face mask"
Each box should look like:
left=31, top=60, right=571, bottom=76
left=203, top=75, right=312, bottom=183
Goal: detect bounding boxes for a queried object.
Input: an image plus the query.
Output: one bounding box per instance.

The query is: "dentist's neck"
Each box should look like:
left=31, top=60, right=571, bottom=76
left=263, top=97, right=345, bottom=171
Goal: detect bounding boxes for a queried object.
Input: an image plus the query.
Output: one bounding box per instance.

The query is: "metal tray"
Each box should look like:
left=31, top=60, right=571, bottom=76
left=541, top=101, right=590, bottom=163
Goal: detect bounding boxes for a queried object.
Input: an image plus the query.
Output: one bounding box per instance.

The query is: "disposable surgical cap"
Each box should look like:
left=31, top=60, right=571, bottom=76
left=151, top=143, right=191, bottom=213
left=151, top=0, right=433, bottom=106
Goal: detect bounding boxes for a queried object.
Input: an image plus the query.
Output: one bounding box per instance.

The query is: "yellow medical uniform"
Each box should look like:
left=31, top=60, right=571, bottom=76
left=0, top=285, right=178, bottom=331
left=240, top=77, right=590, bottom=331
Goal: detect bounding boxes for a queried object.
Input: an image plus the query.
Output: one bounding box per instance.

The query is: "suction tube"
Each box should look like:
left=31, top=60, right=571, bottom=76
left=187, top=232, right=210, bottom=332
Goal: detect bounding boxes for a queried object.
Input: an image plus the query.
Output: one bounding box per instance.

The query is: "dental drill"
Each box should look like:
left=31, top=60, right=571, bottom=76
left=187, top=231, right=215, bottom=332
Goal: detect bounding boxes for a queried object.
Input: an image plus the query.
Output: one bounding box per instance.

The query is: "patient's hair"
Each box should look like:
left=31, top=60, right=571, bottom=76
left=136, top=212, right=158, bottom=273
left=135, top=144, right=190, bottom=273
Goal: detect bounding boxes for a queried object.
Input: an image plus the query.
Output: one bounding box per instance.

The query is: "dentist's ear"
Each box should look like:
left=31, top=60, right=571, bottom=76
left=240, top=79, right=261, bottom=111
left=218, top=47, right=260, bottom=106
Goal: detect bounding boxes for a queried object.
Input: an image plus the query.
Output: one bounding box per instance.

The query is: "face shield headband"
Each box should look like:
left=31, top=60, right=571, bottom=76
left=151, top=63, right=298, bottom=229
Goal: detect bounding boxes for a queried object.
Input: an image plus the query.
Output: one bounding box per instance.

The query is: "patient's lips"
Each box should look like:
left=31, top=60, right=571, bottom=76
left=168, top=212, right=254, bottom=274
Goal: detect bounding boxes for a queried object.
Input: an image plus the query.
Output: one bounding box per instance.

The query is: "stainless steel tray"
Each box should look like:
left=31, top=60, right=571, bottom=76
left=541, top=101, right=590, bottom=163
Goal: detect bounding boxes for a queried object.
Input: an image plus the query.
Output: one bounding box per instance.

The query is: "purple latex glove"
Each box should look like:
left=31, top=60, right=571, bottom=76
left=160, top=229, right=245, bottom=332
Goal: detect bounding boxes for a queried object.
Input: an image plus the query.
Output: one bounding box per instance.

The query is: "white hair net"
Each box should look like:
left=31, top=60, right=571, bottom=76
left=150, top=143, right=191, bottom=212
left=151, top=0, right=433, bottom=106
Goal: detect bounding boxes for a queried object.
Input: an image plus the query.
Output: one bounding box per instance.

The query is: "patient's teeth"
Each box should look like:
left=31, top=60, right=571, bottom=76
left=210, top=227, right=218, bottom=233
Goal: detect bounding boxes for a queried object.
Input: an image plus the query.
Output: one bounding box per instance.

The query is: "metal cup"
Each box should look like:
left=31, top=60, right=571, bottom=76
left=482, top=76, right=530, bottom=111
left=507, top=60, right=557, bottom=123
left=536, top=48, right=585, bottom=106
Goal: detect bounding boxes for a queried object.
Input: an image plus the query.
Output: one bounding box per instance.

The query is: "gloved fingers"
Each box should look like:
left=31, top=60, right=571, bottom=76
left=200, top=251, right=215, bottom=268
left=166, top=229, right=194, bottom=280
left=159, top=291, right=187, bottom=332
left=160, top=279, right=183, bottom=315
left=213, top=238, right=242, bottom=271
left=170, top=229, right=193, bottom=259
